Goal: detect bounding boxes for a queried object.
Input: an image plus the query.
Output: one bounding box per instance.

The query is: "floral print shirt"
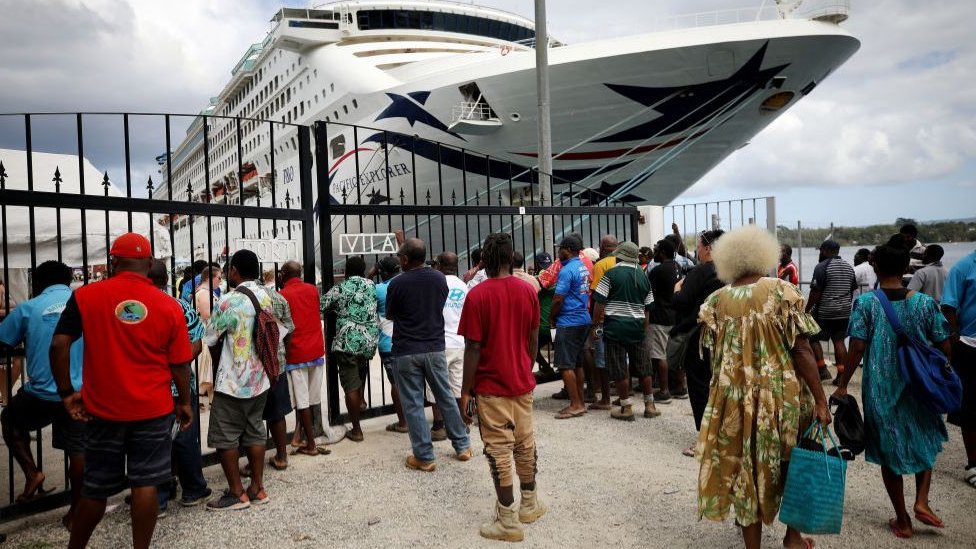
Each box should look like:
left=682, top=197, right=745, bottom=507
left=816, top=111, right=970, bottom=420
left=203, top=281, right=294, bottom=399
left=322, top=276, right=379, bottom=358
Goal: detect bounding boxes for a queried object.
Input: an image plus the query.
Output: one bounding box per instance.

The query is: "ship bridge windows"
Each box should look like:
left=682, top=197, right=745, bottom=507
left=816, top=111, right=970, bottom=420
left=356, top=9, right=534, bottom=43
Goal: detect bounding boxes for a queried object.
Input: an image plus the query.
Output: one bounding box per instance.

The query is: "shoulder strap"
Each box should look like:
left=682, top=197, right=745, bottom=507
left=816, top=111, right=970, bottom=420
left=235, top=285, right=263, bottom=315
left=872, top=288, right=906, bottom=336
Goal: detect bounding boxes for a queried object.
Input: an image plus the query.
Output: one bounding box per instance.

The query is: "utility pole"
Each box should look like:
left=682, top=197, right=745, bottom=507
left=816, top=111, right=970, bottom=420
left=534, top=0, right=554, bottom=254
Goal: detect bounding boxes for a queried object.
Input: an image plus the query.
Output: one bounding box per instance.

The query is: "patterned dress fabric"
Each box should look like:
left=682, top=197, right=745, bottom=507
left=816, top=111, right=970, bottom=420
left=848, top=291, right=950, bottom=474
left=322, top=276, right=379, bottom=358
left=696, top=277, right=818, bottom=527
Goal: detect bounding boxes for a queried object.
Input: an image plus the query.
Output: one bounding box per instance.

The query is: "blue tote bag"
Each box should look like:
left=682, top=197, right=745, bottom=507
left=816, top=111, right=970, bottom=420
left=780, top=422, right=847, bottom=534
left=873, top=289, right=962, bottom=414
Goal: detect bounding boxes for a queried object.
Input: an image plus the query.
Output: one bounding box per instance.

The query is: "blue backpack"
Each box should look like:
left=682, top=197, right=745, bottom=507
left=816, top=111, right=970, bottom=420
left=872, top=289, right=962, bottom=414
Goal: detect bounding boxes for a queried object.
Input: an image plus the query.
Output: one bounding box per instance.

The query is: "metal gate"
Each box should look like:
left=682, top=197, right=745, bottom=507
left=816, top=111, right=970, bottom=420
left=0, top=112, right=317, bottom=521
left=311, top=121, right=640, bottom=425
left=0, top=112, right=638, bottom=520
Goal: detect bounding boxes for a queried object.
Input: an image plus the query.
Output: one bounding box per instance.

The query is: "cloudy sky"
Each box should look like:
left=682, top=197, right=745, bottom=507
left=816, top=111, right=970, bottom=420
left=1, top=0, right=973, bottom=227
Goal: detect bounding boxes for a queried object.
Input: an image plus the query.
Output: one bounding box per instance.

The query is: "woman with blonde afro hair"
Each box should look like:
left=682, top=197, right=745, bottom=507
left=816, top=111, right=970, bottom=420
left=695, top=225, right=831, bottom=549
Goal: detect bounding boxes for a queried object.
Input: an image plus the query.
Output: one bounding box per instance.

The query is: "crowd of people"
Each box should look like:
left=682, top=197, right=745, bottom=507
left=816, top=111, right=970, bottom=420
left=0, top=219, right=973, bottom=547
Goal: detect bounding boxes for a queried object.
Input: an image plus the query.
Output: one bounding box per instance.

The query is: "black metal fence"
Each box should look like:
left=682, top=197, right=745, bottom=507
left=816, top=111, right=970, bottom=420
left=0, top=112, right=638, bottom=521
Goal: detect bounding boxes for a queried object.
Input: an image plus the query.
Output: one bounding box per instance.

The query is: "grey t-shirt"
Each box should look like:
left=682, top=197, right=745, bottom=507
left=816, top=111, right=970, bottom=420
left=907, top=262, right=947, bottom=303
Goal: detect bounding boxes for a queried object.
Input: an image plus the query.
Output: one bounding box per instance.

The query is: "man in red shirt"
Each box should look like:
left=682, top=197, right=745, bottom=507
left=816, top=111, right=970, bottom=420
left=458, top=233, right=546, bottom=542
left=51, top=232, right=192, bottom=549
left=278, top=261, right=327, bottom=457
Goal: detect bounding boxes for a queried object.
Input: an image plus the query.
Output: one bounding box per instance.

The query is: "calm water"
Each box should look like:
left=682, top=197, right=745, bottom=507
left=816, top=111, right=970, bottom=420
left=793, top=241, right=974, bottom=284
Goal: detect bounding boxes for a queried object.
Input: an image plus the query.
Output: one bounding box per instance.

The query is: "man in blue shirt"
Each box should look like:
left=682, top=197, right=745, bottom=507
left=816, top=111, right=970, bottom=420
left=0, top=260, right=84, bottom=527
left=148, top=260, right=211, bottom=514
left=375, top=256, right=407, bottom=433
left=550, top=235, right=591, bottom=419
left=942, top=248, right=976, bottom=488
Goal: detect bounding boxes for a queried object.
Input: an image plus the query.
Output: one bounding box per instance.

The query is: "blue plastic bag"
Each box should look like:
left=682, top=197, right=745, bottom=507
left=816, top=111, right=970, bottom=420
left=779, top=422, right=847, bottom=534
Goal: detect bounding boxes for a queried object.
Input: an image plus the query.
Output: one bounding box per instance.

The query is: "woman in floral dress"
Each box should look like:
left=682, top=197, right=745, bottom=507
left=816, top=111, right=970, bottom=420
left=696, top=225, right=830, bottom=549
left=833, top=244, right=952, bottom=539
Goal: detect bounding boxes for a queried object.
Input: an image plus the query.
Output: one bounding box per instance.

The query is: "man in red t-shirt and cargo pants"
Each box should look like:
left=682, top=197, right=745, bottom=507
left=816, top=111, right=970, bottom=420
left=458, top=233, right=547, bottom=542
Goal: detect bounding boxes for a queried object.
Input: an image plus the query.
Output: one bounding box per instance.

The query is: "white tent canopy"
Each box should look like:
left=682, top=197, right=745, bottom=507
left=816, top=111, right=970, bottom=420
left=0, top=148, right=170, bottom=302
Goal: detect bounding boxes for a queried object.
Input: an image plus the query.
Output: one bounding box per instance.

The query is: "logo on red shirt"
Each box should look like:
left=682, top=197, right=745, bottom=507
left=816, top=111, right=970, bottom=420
left=115, top=300, right=148, bottom=324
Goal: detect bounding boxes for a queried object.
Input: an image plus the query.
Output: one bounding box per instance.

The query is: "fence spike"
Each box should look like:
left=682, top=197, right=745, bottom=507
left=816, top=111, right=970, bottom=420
left=102, top=171, right=110, bottom=195
left=146, top=175, right=154, bottom=193
left=52, top=166, right=62, bottom=192
left=425, top=188, right=431, bottom=205
left=285, top=189, right=291, bottom=207
left=451, top=189, right=456, bottom=205
left=0, top=161, right=6, bottom=187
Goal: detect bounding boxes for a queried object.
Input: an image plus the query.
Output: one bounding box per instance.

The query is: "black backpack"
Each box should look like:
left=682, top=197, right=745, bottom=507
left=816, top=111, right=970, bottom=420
left=828, top=394, right=865, bottom=457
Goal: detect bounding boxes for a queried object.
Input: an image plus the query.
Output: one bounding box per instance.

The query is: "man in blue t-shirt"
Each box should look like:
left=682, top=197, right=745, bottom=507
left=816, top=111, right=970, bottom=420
left=375, top=255, right=407, bottom=433
left=942, top=249, right=976, bottom=487
left=0, top=260, right=85, bottom=526
left=550, top=235, right=591, bottom=419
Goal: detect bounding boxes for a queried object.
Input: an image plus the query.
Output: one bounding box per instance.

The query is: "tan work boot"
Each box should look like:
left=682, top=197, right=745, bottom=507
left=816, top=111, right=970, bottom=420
left=611, top=403, right=635, bottom=422
left=518, top=489, right=548, bottom=523
left=480, top=500, right=524, bottom=542
left=644, top=400, right=661, bottom=418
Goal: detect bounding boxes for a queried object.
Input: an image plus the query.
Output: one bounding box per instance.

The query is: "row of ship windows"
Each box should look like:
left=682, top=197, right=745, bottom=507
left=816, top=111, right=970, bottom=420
left=356, top=9, right=535, bottom=43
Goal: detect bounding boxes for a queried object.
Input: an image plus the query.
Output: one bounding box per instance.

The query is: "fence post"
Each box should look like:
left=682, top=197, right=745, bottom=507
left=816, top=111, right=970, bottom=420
left=313, top=121, right=341, bottom=425
left=298, top=126, right=316, bottom=283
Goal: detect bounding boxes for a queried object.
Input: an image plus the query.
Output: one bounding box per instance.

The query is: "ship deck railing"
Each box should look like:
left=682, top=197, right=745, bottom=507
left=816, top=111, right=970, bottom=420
left=651, top=1, right=850, bottom=32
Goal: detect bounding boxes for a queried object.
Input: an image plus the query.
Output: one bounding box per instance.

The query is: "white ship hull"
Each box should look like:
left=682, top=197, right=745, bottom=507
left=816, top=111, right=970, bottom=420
left=157, top=2, right=859, bottom=262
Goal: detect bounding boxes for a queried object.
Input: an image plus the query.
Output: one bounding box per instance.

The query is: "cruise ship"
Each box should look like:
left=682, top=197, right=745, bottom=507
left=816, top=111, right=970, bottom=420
left=156, top=0, right=859, bottom=260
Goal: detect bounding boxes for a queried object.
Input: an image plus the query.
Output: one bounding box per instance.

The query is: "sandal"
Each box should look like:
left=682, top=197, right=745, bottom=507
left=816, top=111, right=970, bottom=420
left=290, top=446, right=319, bottom=457
left=681, top=445, right=696, bottom=458
left=385, top=422, right=409, bottom=433
left=913, top=508, right=944, bottom=528
left=888, top=518, right=913, bottom=539
left=316, top=445, right=332, bottom=455
left=587, top=402, right=612, bottom=410
left=554, top=409, right=586, bottom=420
left=268, top=456, right=288, bottom=471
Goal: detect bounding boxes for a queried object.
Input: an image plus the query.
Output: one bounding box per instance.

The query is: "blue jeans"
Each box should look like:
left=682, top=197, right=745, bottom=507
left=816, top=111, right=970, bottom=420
left=394, top=351, right=470, bottom=462
left=158, top=398, right=209, bottom=508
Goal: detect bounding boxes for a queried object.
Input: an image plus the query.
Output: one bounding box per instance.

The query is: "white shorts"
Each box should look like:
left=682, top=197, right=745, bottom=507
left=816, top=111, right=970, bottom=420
left=287, top=364, right=324, bottom=409
left=424, top=348, right=465, bottom=402
left=445, top=347, right=464, bottom=399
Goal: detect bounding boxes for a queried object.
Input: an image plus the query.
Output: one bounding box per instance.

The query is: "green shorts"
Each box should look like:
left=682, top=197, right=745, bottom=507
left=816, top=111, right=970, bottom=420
left=335, top=351, right=369, bottom=392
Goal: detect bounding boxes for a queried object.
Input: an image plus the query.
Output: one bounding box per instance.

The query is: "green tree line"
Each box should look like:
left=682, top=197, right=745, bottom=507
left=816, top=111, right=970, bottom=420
left=775, top=219, right=976, bottom=248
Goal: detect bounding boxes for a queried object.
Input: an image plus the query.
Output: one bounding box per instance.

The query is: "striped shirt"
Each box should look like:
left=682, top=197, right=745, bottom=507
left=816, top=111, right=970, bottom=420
left=593, top=263, right=652, bottom=344
left=811, top=256, right=856, bottom=320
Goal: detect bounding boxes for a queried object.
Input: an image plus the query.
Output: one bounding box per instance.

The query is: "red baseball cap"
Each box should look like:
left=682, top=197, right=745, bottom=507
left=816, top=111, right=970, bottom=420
left=110, top=232, right=152, bottom=259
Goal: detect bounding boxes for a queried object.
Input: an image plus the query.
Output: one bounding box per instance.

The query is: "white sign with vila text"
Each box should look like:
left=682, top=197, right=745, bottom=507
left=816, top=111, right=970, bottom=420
left=234, top=238, right=300, bottom=263
left=339, top=233, right=398, bottom=256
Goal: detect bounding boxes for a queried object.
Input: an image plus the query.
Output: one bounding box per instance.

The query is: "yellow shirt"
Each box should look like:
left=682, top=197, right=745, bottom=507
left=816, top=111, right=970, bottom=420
left=590, top=256, right=617, bottom=291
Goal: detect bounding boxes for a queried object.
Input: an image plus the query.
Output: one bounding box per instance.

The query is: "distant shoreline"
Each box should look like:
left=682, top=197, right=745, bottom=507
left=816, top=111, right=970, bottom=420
left=775, top=220, right=976, bottom=247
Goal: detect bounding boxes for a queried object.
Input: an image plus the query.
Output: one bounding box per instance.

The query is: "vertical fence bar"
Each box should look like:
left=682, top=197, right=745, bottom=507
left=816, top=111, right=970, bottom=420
left=314, top=122, right=339, bottom=425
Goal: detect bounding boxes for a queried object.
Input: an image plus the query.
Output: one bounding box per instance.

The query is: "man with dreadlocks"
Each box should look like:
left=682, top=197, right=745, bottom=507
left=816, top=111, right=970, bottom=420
left=459, top=233, right=545, bottom=542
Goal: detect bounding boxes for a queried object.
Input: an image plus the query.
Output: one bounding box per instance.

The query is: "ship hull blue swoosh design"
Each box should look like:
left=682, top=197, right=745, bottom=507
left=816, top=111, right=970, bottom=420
left=362, top=132, right=638, bottom=194
left=596, top=42, right=789, bottom=143
left=374, top=93, right=466, bottom=141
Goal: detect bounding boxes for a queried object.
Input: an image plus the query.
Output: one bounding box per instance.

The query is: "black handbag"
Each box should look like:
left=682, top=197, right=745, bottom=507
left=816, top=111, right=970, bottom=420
left=666, top=324, right=700, bottom=374
left=828, top=394, right=865, bottom=458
